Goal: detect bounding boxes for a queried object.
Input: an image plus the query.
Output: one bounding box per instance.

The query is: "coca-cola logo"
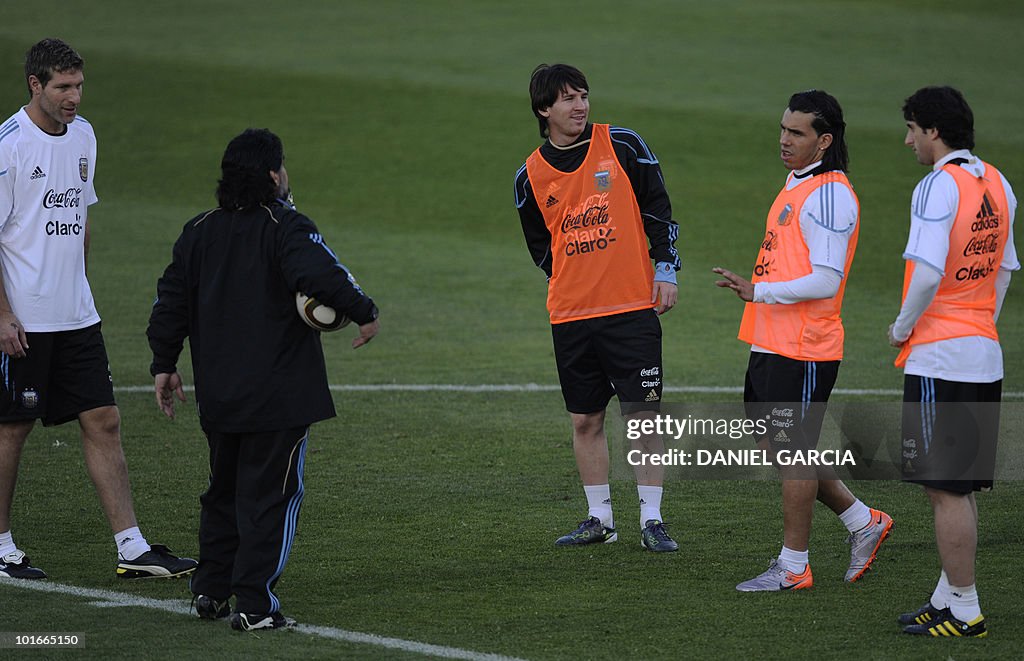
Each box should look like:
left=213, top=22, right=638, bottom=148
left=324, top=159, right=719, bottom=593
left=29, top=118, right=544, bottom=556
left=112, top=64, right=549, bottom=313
left=560, top=193, right=611, bottom=233
left=42, top=188, right=83, bottom=209
left=963, top=233, right=1000, bottom=257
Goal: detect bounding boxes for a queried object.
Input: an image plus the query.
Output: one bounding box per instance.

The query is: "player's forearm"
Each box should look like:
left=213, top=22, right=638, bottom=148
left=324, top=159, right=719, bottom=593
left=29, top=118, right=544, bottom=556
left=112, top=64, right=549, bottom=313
left=891, top=260, right=942, bottom=341
left=753, top=266, right=841, bottom=304
left=0, top=263, right=11, bottom=311
left=995, top=268, right=1012, bottom=322
left=643, top=213, right=681, bottom=270
left=637, top=174, right=679, bottom=269
left=83, top=216, right=90, bottom=274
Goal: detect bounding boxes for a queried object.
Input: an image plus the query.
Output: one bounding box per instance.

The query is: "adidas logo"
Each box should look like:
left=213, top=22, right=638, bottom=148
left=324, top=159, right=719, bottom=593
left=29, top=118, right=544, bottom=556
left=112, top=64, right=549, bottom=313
left=545, top=195, right=559, bottom=208
left=30, top=166, right=46, bottom=180
left=774, top=430, right=791, bottom=443
left=645, top=389, right=659, bottom=402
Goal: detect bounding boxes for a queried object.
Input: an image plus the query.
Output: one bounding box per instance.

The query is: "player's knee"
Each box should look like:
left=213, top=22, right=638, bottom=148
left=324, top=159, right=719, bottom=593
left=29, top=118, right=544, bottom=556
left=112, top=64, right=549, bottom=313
left=571, top=412, right=604, bottom=439
left=80, top=405, right=122, bottom=439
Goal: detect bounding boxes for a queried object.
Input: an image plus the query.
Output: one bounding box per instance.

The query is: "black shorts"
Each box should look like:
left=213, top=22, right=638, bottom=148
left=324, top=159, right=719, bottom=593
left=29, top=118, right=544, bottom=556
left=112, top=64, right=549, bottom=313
left=0, top=322, right=116, bottom=426
left=901, top=375, right=1001, bottom=494
left=551, top=309, right=662, bottom=415
left=743, top=352, right=840, bottom=452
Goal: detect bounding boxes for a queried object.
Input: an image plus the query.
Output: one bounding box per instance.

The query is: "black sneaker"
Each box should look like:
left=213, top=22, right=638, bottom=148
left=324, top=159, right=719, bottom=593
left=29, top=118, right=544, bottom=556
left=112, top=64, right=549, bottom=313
left=230, top=611, right=296, bottom=631
left=554, top=516, right=617, bottom=546
left=194, top=594, right=231, bottom=620
left=116, top=544, right=197, bottom=579
left=898, top=600, right=946, bottom=626
left=0, top=550, right=47, bottom=579
left=641, top=520, right=679, bottom=552
left=903, top=609, right=987, bottom=637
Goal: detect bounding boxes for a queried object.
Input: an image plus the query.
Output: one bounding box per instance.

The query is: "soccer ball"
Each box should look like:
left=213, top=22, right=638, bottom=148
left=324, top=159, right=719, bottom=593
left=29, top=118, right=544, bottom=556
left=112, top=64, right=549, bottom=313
left=295, top=292, right=350, bottom=332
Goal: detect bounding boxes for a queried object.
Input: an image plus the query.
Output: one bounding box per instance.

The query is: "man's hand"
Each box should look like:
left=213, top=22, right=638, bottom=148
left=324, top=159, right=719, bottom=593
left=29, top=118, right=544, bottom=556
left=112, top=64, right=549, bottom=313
left=887, top=323, right=907, bottom=348
left=0, top=310, right=28, bottom=358
left=712, top=267, right=754, bottom=302
left=352, top=319, right=380, bottom=349
left=652, top=282, right=678, bottom=315
left=154, top=372, right=186, bottom=419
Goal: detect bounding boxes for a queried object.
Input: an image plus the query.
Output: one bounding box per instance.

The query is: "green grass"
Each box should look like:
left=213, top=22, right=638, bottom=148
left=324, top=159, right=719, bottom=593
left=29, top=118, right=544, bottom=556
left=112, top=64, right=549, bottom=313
left=1, top=1, right=1023, bottom=659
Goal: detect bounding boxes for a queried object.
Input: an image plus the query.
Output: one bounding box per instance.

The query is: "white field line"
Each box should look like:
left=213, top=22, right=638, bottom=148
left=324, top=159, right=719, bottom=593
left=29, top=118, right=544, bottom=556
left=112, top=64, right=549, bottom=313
left=0, top=579, right=527, bottom=661
left=112, top=383, right=1024, bottom=398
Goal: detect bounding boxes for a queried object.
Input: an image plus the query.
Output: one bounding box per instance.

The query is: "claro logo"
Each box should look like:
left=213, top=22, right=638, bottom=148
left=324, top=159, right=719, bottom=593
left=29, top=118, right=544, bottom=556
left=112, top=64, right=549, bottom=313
left=44, top=210, right=84, bottom=237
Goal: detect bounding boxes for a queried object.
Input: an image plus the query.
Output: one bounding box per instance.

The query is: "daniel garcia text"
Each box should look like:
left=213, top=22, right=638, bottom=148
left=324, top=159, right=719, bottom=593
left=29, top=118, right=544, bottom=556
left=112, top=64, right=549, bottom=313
left=626, top=449, right=856, bottom=467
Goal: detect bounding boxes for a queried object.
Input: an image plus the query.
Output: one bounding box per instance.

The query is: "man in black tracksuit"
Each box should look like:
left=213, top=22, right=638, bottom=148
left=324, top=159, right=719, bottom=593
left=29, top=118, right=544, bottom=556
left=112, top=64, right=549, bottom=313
left=147, top=128, right=379, bottom=631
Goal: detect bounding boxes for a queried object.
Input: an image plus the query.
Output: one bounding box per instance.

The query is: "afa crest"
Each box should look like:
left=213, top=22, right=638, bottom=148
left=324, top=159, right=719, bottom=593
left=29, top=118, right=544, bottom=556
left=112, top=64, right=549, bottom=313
left=21, top=389, right=38, bottom=409
left=777, top=203, right=793, bottom=226
left=79, top=157, right=89, bottom=182
left=594, top=170, right=612, bottom=191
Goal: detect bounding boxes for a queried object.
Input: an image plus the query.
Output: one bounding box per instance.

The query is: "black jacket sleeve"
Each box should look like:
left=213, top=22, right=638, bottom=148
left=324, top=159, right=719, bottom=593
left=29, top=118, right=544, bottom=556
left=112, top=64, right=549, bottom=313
left=514, top=164, right=553, bottom=278
left=147, top=222, right=193, bottom=376
left=276, top=210, right=378, bottom=325
left=609, top=127, right=681, bottom=270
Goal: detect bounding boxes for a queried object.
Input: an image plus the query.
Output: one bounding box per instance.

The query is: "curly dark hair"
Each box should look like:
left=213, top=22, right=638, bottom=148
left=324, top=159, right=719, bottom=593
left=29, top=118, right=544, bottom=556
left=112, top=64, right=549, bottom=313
left=788, top=90, right=849, bottom=173
left=24, top=38, right=83, bottom=97
left=529, top=63, right=589, bottom=139
left=902, top=86, right=974, bottom=151
left=216, top=128, right=284, bottom=209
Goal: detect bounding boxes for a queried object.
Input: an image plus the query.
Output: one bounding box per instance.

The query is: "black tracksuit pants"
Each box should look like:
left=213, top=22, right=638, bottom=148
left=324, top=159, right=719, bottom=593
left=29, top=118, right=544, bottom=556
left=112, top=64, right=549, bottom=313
left=190, top=426, right=309, bottom=614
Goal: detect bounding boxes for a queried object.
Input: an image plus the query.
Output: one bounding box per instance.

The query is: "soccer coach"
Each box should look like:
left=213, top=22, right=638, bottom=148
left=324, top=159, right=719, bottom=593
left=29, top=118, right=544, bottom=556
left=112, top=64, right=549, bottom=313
left=147, top=128, right=379, bottom=631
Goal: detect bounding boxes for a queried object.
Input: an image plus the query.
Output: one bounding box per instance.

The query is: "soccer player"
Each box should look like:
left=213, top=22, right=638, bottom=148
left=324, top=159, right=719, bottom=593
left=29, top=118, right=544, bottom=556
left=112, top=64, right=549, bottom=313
left=0, top=38, right=196, bottom=580
left=890, top=86, right=1017, bottom=638
left=514, top=64, right=682, bottom=552
left=148, top=128, right=380, bottom=631
left=714, top=90, right=893, bottom=591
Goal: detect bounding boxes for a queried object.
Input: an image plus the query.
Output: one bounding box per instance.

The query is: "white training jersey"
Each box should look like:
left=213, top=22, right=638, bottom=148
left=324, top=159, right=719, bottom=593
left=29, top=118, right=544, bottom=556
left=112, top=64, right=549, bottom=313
left=901, top=150, right=1019, bottom=382
left=0, top=107, right=100, bottom=331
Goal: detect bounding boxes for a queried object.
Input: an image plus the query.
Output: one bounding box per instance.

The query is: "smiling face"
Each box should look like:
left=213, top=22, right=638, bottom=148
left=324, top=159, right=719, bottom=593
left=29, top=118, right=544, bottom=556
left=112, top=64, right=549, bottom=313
left=539, top=85, right=589, bottom=146
left=27, top=68, right=83, bottom=134
left=779, top=108, right=831, bottom=171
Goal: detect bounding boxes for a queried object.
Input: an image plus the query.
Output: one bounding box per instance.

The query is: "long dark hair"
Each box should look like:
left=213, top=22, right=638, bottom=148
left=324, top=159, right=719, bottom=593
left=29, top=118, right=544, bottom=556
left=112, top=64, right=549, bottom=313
left=216, top=128, right=283, bottom=209
left=788, top=90, right=849, bottom=172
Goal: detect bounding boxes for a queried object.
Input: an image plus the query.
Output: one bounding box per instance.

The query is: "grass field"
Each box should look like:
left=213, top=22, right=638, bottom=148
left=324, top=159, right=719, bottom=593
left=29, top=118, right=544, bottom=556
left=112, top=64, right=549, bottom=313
left=1, top=1, right=1023, bottom=659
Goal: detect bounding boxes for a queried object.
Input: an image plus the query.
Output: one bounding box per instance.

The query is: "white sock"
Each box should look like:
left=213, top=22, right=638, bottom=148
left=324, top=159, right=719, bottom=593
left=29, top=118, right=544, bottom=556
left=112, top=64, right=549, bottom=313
left=114, top=527, right=151, bottom=561
left=930, top=570, right=952, bottom=609
left=838, top=499, right=872, bottom=533
left=637, top=485, right=664, bottom=527
left=584, top=485, right=613, bottom=529
left=778, top=546, right=809, bottom=574
left=949, top=583, right=982, bottom=623
left=0, top=530, right=15, bottom=557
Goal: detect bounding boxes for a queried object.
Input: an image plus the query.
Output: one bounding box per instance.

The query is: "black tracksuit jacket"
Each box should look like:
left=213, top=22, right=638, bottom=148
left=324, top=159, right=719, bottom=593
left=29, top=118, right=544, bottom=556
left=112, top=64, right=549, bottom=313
left=147, top=200, right=377, bottom=433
